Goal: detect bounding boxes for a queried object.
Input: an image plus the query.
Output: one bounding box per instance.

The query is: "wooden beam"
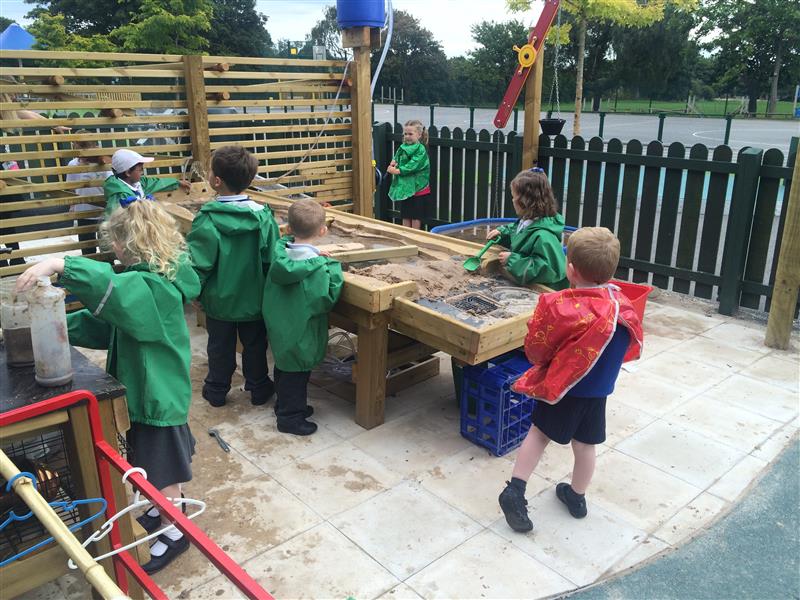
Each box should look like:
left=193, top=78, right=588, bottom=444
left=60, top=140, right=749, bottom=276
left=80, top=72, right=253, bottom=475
left=349, top=38, right=374, bottom=218
left=183, top=55, right=211, bottom=171
left=341, top=27, right=372, bottom=49
left=355, top=313, right=389, bottom=429
left=332, top=245, right=418, bottom=263
left=522, top=43, right=544, bottom=169
left=765, top=149, right=800, bottom=349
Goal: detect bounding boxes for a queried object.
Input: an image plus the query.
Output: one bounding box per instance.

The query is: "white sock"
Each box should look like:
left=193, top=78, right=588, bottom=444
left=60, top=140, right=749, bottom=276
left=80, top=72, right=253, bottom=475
left=146, top=506, right=159, bottom=518
left=149, top=525, right=183, bottom=557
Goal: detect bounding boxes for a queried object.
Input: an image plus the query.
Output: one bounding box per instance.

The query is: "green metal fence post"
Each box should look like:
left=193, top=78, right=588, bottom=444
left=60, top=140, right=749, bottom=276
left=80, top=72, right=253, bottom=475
left=718, top=147, right=764, bottom=315
left=724, top=115, right=733, bottom=146
left=430, top=104, right=435, bottom=128
left=513, top=108, right=519, bottom=131
left=657, top=112, right=666, bottom=142
left=469, top=107, right=475, bottom=129
left=598, top=112, right=606, bottom=138
left=372, top=123, right=390, bottom=222
left=393, top=100, right=398, bottom=127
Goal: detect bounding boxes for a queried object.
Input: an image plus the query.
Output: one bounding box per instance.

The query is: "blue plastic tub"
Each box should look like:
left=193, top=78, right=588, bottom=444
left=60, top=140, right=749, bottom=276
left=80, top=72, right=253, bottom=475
left=336, top=0, right=385, bottom=28
left=430, top=218, right=515, bottom=235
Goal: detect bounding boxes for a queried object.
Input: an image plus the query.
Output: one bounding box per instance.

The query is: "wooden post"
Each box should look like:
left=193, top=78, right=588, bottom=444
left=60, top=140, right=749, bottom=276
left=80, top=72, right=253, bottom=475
left=183, top=55, right=211, bottom=172
left=522, top=44, right=544, bottom=170
left=355, top=314, right=389, bottom=429
left=765, top=149, right=800, bottom=349
left=343, top=27, right=374, bottom=218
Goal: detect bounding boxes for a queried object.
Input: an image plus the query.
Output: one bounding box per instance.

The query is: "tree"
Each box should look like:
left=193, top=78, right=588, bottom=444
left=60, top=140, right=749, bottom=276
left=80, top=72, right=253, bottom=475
left=508, top=0, right=697, bottom=134
left=0, top=17, right=16, bottom=33
left=309, top=5, right=348, bottom=60
left=698, top=0, right=800, bottom=115
left=468, top=20, right=531, bottom=105
left=24, top=0, right=139, bottom=35
left=206, top=0, right=273, bottom=57
left=106, top=0, right=213, bottom=54
left=28, top=11, right=115, bottom=56
left=370, top=10, right=448, bottom=104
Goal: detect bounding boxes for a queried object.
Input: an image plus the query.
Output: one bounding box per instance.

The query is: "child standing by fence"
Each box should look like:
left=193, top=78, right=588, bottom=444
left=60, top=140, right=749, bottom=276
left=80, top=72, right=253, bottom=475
left=387, top=119, right=431, bottom=230
left=15, top=199, right=201, bottom=573
left=487, top=168, right=569, bottom=290
left=263, top=199, right=343, bottom=436
left=498, top=227, right=643, bottom=532
left=187, top=146, right=280, bottom=408
left=65, top=131, right=112, bottom=255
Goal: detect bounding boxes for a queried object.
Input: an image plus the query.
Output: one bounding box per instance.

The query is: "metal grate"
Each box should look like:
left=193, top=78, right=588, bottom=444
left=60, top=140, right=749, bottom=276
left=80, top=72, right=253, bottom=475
left=0, top=429, right=80, bottom=564
left=447, top=293, right=501, bottom=316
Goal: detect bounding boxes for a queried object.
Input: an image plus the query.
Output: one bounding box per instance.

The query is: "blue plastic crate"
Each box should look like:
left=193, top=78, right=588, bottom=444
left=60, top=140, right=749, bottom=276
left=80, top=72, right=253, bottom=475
left=460, top=351, right=535, bottom=456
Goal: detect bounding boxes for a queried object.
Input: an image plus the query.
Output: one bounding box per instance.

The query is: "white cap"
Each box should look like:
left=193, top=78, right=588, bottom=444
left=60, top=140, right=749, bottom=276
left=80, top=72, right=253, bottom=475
left=111, top=149, right=154, bottom=174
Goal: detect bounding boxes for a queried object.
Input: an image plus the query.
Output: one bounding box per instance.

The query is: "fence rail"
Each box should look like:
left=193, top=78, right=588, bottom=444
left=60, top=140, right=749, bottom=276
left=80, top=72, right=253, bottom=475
left=373, top=122, right=797, bottom=316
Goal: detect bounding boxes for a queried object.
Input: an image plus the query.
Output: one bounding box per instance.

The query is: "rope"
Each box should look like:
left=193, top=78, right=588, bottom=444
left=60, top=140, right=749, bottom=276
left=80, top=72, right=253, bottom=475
left=547, top=6, right=562, bottom=117
left=269, top=60, right=352, bottom=185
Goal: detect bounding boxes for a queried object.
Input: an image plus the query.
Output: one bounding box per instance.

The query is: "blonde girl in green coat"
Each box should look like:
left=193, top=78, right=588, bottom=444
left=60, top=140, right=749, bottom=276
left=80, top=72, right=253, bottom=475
left=387, top=119, right=431, bottom=230
left=16, top=199, right=201, bottom=574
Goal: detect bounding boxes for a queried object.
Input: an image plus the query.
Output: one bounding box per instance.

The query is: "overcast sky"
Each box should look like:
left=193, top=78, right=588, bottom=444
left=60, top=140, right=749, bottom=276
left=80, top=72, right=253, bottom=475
left=1, top=0, right=545, bottom=57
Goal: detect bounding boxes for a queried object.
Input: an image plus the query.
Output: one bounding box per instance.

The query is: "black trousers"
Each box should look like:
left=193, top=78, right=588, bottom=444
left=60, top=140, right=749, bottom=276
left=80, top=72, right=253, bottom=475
left=76, top=218, right=99, bottom=256
left=274, top=368, right=311, bottom=423
left=203, top=316, right=273, bottom=404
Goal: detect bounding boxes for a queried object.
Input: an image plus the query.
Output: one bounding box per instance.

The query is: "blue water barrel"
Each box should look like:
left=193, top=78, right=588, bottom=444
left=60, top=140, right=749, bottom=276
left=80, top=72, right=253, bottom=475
left=337, top=0, right=385, bottom=28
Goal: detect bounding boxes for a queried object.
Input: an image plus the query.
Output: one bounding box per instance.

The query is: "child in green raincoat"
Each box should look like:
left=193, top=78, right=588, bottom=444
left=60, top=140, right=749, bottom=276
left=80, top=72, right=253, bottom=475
left=487, top=168, right=569, bottom=290
left=16, top=199, right=201, bottom=575
left=187, top=146, right=280, bottom=408
left=387, top=119, right=430, bottom=230
left=263, top=199, right=343, bottom=436
left=103, top=148, right=191, bottom=217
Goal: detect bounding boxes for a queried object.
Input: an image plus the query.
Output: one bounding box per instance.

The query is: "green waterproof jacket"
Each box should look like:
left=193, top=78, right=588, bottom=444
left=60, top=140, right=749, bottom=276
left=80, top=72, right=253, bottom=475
left=496, top=215, right=569, bottom=289
left=187, top=199, right=279, bottom=321
left=103, top=174, right=180, bottom=216
left=263, top=237, right=344, bottom=372
left=388, top=142, right=430, bottom=201
left=61, top=255, right=200, bottom=427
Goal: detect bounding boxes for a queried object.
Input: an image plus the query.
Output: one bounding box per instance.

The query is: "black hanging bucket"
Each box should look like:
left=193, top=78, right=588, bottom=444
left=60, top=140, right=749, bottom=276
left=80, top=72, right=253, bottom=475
left=539, top=118, right=566, bottom=135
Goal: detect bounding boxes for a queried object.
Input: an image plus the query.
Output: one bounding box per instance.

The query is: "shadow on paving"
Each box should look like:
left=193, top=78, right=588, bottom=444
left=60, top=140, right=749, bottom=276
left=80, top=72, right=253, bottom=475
left=568, top=438, right=800, bottom=600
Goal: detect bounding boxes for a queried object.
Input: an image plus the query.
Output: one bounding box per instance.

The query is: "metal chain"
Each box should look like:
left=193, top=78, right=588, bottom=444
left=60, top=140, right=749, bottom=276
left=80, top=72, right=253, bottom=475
left=547, top=6, right=562, bottom=117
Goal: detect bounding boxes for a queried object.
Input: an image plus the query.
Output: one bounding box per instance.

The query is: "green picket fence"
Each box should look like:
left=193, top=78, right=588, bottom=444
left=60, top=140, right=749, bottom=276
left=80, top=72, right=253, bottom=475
left=372, top=122, right=797, bottom=316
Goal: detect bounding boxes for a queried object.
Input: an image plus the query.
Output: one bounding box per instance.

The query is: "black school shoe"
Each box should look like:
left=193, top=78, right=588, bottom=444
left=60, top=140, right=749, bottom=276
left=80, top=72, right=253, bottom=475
left=202, top=387, right=226, bottom=408
left=277, top=418, right=318, bottom=436
left=250, top=380, right=276, bottom=406
left=141, top=533, right=190, bottom=574
left=556, top=483, right=588, bottom=518
left=136, top=494, right=188, bottom=534
left=498, top=481, right=533, bottom=532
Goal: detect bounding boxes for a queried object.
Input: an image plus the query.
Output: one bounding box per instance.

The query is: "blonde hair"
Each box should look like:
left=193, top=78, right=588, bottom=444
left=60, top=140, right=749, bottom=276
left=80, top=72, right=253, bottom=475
left=288, top=198, right=326, bottom=239
left=100, top=200, right=187, bottom=280
left=404, top=119, right=428, bottom=145
left=510, top=170, right=559, bottom=220
left=566, top=227, right=620, bottom=284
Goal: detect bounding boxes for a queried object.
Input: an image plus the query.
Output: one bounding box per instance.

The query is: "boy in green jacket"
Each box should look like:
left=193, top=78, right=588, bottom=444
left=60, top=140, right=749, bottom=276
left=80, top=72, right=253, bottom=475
left=187, top=146, right=280, bottom=408
left=103, top=148, right=191, bottom=217
left=16, top=199, right=201, bottom=574
left=263, top=199, right=343, bottom=436
left=488, top=169, right=569, bottom=290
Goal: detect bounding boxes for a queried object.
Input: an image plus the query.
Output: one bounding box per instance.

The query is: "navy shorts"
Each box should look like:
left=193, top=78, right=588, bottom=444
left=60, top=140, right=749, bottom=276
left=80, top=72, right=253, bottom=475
left=398, top=192, right=430, bottom=220
left=531, top=394, right=607, bottom=445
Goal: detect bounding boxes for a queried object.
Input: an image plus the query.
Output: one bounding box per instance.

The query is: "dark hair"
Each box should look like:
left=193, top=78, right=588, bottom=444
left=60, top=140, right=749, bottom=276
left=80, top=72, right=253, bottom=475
left=288, top=198, right=326, bottom=239
left=211, top=145, right=258, bottom=193
left=510, top=170, right=559, bottom=220
left=73, top=130, right=109, bottom=165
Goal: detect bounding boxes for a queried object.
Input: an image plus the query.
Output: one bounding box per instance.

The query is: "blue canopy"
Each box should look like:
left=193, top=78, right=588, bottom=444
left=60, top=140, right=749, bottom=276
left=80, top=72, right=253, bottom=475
left=0, top=23, right=36, bottom=51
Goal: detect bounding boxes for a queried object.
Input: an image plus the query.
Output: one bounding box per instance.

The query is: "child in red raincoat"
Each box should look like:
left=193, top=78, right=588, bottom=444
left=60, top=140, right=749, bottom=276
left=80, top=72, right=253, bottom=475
left=498, top=227, right=643, bottom=533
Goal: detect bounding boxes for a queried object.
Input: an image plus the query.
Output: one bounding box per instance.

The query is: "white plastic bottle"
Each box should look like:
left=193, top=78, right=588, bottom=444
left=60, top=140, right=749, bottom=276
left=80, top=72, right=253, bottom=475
left=28, top=276, right=73, bottom=386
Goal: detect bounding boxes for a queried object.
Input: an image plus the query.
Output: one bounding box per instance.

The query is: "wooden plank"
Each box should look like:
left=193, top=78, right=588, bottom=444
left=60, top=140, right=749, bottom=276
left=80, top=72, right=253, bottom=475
left=695, top=145, right=733, bottom=299
left=338, top=273, right=417, bottom=313
left=765, top=148, right=800, bottom=348
left=565, top=136, right=586, bottom=227
left=5, top=143, right=190, bottom=162
left=653, top=142, right=685, bottom=289
left=385, top=356, right=440, bottom=395
left=1, top=66, right=343, bottom=81
left=632, top=141, right=663, bottom=283
left=183, top=55, right=211, bottom=171
left=207, top=111, right=350, bottom=125
left=522, top=44, right=544, bottom=169
left=450, top=128, right=465, bottom=223
left=259, top=159, right=351, bottom=175
left=0, top=158, right=185, bottom=180
left=4, top=239, right=99, bottom=260
left=741, top=148, right=785, bottom=308
left=463, top=128, right=478, bottom=221
left=0, top=223, right=97, bottom=243
left=0, top=115, right=189, bottom=129
left=332, top=245, right=419, bottom=263
left=550, top=134, right=568, bottom=208
left=1, top=99, right=188, bottom=110
left=350, top=45, right=373, bottom=218
left=1, top=83, right=184, bottom=95
left=616, top=139, right=643, bottom=276
left=673, top=143, right=709, bottom=294
left=386, top=342, right=438, bottom=370
left=7, top=129, right=191, bottom=146
left=476, top=129, right=491, bottom=219
left=582, top=136, right=603, bottom=226
left=1, top=209, right=104, bottom=228
left=599, top=138, right=623, bottom=230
